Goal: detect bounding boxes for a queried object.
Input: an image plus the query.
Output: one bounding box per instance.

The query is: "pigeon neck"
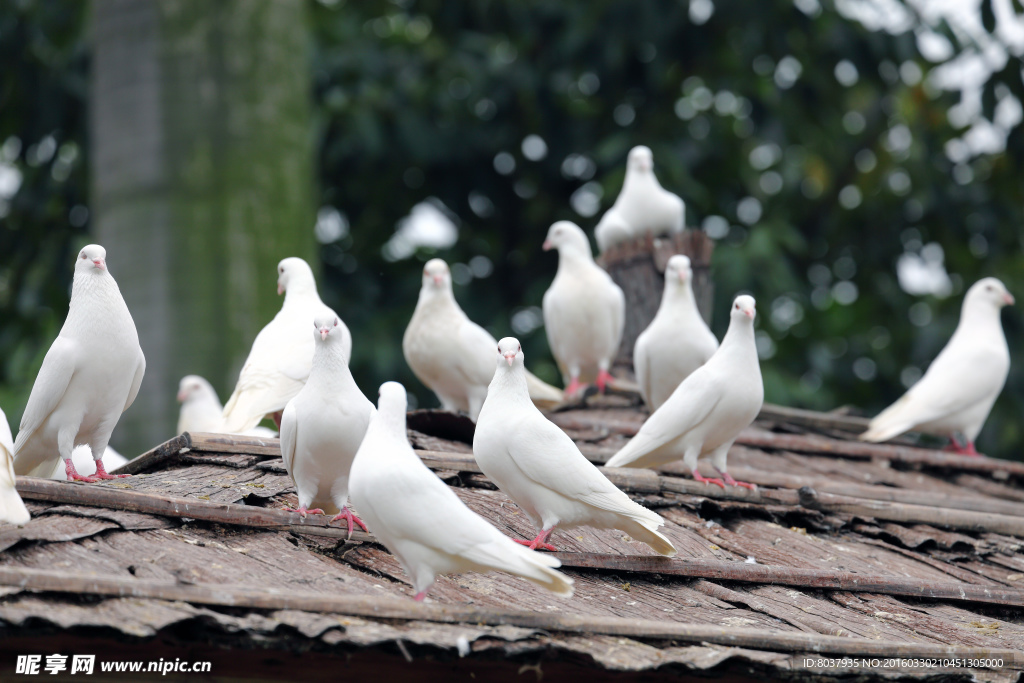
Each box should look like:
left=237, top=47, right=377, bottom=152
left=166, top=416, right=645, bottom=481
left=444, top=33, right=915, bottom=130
left=719, top=315, right=756, bottom=354
left=283, top=280, right=319, bottom=306
left=66, top=270, right=126, bottom=328
left=956, top=301, right=1004, bottom=338
left=416, top=283, right=457, bottom=311
left=622, top=170, right=659, bottom=196
left=310, top=338, right=352, bottom=378
left=556, top=247, right=595, bottom=275
left=489, top=362, right=532, bottom=405
left=657, top=279, right=698, bottom=318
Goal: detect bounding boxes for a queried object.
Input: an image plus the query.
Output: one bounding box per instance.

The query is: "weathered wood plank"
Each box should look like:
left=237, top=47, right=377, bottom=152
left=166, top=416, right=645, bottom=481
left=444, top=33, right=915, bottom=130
left=0, top=565, right=1017, bottom=659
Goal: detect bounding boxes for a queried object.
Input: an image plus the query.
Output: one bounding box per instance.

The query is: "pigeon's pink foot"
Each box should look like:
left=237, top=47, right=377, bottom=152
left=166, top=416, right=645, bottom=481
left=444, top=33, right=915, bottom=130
left=329, top=507, right=368, bottom=537
left=65, top=459, right=99, bottom=483
left=944, top=439, right=981, bottom=457
left=413, top=591, right=428, bottom=602
left=596, top=369, right=614, bottom=394
left=271, top=411, right=284, bottom=429
left=284, top=506, right=325, bottom=518
left=513, top=528, right=557, bottom=552
left=91, top=460, right=130, bottom=480
left=719, top=471, right=756, bottom=491
left=565, top=378, right=585, bottom=398
left=691, top=469, right=726, bottom=490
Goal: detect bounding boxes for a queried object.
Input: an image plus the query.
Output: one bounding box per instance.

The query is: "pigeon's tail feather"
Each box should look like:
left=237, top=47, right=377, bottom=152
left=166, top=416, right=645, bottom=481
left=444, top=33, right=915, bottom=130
left=861, top=396, right=919, bottom=443
left=0, top=456, right=30, bottom=525
left=220, top=390, right=272, bottom=434
left=623, top=518, right=677, bottom=557
left=605, top=442, right=657, bottom=469
left=468, top=540, right=574, bottom=597
left=525, top=371, right=564, bottom=407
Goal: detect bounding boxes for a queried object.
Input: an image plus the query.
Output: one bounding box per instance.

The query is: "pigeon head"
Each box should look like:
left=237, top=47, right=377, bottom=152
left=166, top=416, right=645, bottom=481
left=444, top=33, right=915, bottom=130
left=731, top=295, right=757, bottom=321
left=177, top=375, right=212, bottom=403
left=542, top=221, right=592, bottom=257
left=377, top=381, right=408, bottom=415
left=665, top=255, right=693, bottom=285
left=421, top=259, right=452, bottom=291
left=76, top=244, right=107, bottom=273
left=313, top=313, right=344, bottom=342
left=496, top=336, right=524, bottom=368
left=277, top=257, right=316, bottom=296
left=965, top=277, right=1014, bottom=311
left=627, top=146, right=654, bottom=174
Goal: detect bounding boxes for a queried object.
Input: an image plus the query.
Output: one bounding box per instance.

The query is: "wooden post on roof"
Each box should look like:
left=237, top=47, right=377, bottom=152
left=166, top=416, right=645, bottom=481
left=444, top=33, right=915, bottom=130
left=597, top=230, right=715, bottom=371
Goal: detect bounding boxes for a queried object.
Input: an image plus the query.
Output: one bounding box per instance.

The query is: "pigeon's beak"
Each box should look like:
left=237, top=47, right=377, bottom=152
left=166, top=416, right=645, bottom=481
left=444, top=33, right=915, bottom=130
left=503, top=352, right=516, bottom=366
left=176, top=390, right=187, bottom=402
left=433, top=275, right=443, bottom=285
left=678, top=271, right=687, bottom=283
left=745, top=309, right=755, bottom=319
left=92, top=258, right=105, bottom=270
left=542, top=240, right=553, bottom=251
left=319, top=328, right=330, bottom=341
left=1004, top=292, right=1015, bottom=305
left=277, top=282, right=284, bottom=296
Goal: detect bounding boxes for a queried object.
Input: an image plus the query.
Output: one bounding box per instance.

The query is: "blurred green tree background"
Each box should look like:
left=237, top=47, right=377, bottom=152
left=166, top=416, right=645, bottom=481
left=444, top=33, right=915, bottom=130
left=1, top=0, right=1022, bottom=457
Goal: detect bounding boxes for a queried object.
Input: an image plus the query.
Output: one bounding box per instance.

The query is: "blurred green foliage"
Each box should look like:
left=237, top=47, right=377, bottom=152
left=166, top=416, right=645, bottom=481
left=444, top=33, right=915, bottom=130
left=1, top=0, right=1022, bottom=456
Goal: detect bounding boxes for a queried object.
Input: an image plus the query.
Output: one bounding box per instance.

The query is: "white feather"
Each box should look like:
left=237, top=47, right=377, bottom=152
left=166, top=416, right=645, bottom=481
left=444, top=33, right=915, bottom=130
left=13, top=245, right=146, bottom=479
left=634, top=255, right=718, bottom=410
left=0, top=407, right=29, bottom=525
left=607, top=296, right=763, bottom=475
left=279, top=314, right=374, bottom=516
left=221, top=257, right=351, bottom=433
left=349, top=382, right=573, bottom=598
left=542, top=222, right=625, bottom=386
left=862, top=277, right=1013, bottom=444
left=594, top=146, right=685, bottom=253
left=475, top=338, right=676, bottom=556
left=404, top=259, right=562, bottom=420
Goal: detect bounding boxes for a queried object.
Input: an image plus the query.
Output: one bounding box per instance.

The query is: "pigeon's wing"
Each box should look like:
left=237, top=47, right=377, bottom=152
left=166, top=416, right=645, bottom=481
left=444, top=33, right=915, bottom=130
left=0, top=408, right=29, bottom=525
left=360, top=452, right=511, bottom=556
left=454, top=320, right=499, bottom=386
left=633, top=330, right=652, bottom=406
left=504, top=414, right=639, bottom=514
left=14, top=337, right=77, bottom=452
left=122, top=350, right=146, bottom=413
left=279, top=400, right=299, bottom=476
left=542, top=286, right=571, bottom=375
left=606, top=280, right=626, bottom=347
left=864, top=341, right=1006, bottom=441
left=607, top=368, right=723, bottom=465
left=222, top=320, right=312, bottom=431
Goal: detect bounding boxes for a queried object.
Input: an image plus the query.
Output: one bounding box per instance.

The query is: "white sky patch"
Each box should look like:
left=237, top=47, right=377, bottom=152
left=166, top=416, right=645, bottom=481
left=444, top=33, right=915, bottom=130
left=383, top=198, right=458, bottom=261
left=897, top=242, right=953, bottom=297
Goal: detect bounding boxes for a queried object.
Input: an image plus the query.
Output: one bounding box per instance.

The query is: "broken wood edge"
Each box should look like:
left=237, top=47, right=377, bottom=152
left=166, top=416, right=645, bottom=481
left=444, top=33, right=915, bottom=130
left=0, top=566, right=1019, bottom=660
left=12, top=477, right=1024, bottom=608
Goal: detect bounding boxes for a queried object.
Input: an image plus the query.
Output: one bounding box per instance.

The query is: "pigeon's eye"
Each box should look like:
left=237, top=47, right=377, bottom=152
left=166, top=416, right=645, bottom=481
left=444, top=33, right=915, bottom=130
left=279, top=267, right=284, bottom=274
left=735, top=304, right=739, bottom=309
left=80, top=254, right=86, bottom=259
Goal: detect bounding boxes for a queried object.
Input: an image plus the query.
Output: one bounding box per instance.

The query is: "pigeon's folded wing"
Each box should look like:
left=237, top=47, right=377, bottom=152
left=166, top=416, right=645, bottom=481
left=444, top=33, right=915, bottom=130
left=14, top=337, right=77, bottom=452
left=504, top=416, right=638, bottom=514
left=279, top=401, right=299, bottom=475
left=455, top=321, right=499, bottom=386
left=633, top=333, right=651, bottom=405
left=608, top=369, right=722, bottom=465
left=607, top=282, right=626, bottom=345
left=123, top=351, right=146, bottom=413
left=867, top=343, right=1006, bottom=438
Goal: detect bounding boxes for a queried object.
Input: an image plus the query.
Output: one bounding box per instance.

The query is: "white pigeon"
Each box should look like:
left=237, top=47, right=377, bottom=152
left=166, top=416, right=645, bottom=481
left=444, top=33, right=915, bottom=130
left=861, top=277, right=1014, bottom=455
left=0, top=407, right=30, bottom=525
left=403, top=258, right=563, bottom=420
left=177, top=375, right=226, bottom=434
left=594, top=145, right=685, bottom=253
left=542, top=221, right=625, bottom=397
left=607, top=295, right=763, bottom=490
left=13, top=245, right=145, bottom=482
left=50, top=445, right=128, bottom=481
left=474, top=337, right=677, bottom=556
left=280, top=313, right=374, bottom=535
left=221, top=257, right=351, bottom=433
left=349, top=381, right=573, bottom=601
left=634, top=255, right=718, bottom=410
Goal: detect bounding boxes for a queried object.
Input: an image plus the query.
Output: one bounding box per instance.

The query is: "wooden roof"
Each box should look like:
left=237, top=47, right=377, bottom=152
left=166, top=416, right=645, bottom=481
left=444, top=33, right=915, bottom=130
left=2, top=400, right=1023, bottom=681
